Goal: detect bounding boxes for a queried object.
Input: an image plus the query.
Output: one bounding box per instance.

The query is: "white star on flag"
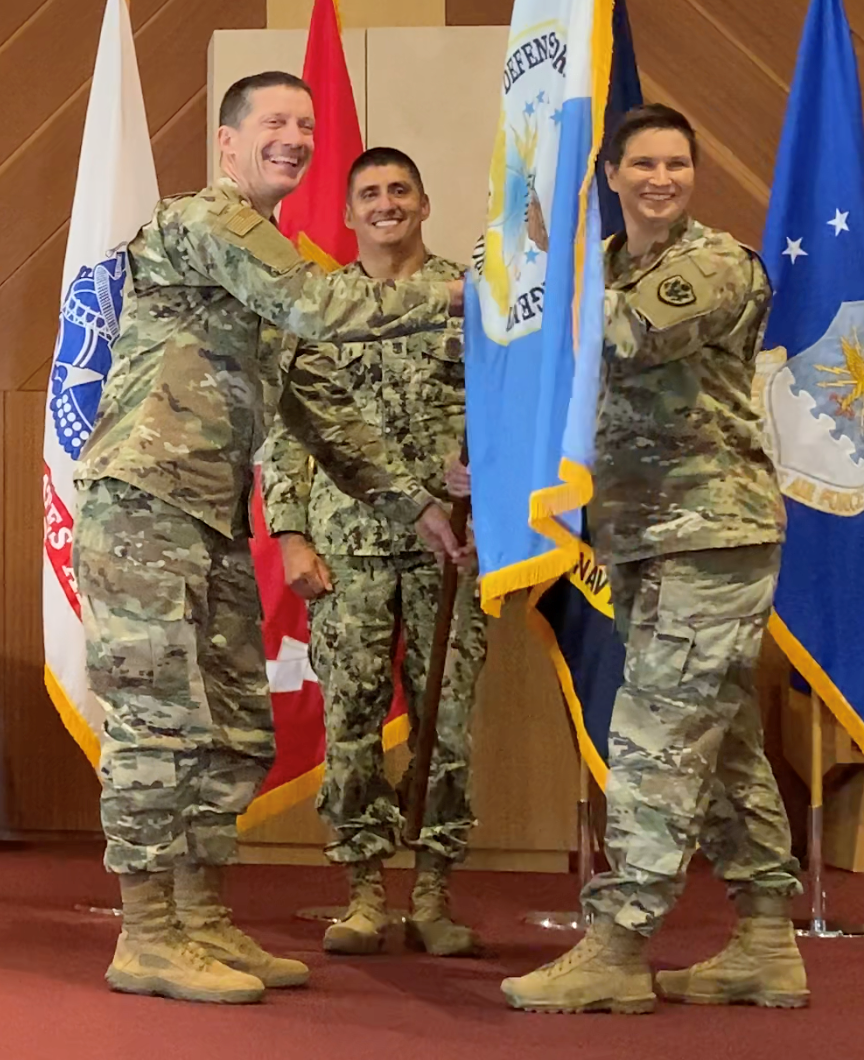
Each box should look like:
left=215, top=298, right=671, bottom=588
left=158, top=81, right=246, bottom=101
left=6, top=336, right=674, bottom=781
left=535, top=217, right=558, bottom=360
left=828, top=209, right=850, bottom=235
left=783, top=237, right=808, bottom=264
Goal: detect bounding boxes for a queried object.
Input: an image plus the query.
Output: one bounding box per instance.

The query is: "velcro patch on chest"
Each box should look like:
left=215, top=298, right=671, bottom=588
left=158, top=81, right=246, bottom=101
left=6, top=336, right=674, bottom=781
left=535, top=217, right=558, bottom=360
left=657, top=275, right=697, bottom=307
left=632, top=256, right=715, bottom=331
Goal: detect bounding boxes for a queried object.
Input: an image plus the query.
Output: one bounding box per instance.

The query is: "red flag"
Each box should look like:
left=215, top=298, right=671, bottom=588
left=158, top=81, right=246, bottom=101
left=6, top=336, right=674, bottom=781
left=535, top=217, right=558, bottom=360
left=277, top=0, right=363, bottom=267
left=241, top=0, right=407, bottom=828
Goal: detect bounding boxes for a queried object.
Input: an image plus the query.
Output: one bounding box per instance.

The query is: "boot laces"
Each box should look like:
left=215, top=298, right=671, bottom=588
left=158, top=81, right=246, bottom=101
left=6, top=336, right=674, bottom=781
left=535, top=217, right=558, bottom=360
left=176, top=936, right=219, bottom=972
left=212, top=920, right=263, bottom=956
left=534, top=932, right=605, bottom=976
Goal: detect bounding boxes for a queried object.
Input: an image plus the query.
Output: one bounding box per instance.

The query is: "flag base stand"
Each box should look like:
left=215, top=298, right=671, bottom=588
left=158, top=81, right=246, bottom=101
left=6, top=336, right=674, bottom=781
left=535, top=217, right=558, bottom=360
left=523, top=756, right=594, bottom=933
left=522, top=909, right=589, bottom=931
left=793, top=693, right=864, bottom=940
left=73, top=903, right=122, bottom=917
left=295, top=906, right=408, bottom=925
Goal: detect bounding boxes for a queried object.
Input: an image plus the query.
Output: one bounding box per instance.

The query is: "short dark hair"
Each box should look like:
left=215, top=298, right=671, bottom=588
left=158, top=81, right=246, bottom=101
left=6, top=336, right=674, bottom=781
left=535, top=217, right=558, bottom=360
left=219, top=71, right=312, bottom=129
left=606, top=104, right=699, bottom=167
left=347, top=147, right=425, bottom=198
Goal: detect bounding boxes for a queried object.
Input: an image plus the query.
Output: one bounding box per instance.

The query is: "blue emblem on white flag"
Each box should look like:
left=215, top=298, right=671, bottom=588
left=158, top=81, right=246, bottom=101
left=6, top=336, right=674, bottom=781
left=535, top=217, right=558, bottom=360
left=758, top=0, right=864, bottom=745
left=42, top=0, right=159, bottom=767
left=50, top=250, right=126, bottom=459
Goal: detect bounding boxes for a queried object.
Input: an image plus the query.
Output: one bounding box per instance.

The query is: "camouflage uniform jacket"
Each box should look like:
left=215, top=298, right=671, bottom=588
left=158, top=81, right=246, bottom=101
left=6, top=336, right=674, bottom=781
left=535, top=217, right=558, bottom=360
left=592, top=216, right=785, bottom=566
left=260, top=254, right=466, bottom=555
left=74, top=179, right=450, bottom=538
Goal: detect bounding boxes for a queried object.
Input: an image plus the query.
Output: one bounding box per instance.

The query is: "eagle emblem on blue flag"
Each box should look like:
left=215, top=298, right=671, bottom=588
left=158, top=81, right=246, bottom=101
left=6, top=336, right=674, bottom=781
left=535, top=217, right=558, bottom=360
left=756, top=301, right=864, bottom=517
left=49, top=250, right=126, bottom=459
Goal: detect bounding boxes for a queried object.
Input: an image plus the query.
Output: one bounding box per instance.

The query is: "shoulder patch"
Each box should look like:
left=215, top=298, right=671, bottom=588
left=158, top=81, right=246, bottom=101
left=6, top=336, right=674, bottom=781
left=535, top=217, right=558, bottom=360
left=226, top=205, right=265, bottom=238
left=658, top=275, right=697, bottom=307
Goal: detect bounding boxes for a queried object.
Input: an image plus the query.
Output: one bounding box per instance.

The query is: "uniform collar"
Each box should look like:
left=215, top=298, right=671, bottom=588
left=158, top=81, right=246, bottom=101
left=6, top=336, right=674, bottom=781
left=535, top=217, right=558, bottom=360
left=350, top=249, right=433, bottom=280
left=215, top=176, right=278, bottom=224
left=606, top=215, right=695, bottom=287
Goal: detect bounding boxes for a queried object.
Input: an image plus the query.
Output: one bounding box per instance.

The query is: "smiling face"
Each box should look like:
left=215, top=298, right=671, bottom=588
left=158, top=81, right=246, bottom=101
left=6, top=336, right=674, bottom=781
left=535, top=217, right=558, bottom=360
left=605, top=126, right=695, bottom=233
left=217, top=84, right=315, bottom=208
left=345, top=163, right=430, bottom=255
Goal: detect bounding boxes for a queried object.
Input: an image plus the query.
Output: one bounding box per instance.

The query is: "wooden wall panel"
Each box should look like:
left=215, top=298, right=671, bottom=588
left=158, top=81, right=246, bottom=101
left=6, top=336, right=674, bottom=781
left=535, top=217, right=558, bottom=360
left=267, top=0, right=445, bottom=29
left=628, top=0, right=787, bottom=189
left=0, top=0, right=45, bottom=45
left=0, top=394, right=4, bottom=718
left=2, top=394, right=102, bottom=832
left=152, top=92, right=208, bottom=196
left=0, top=232, right=66, bottom=393
left=445, top=0, right=513, bottom=25
left=0, top=0, right=268, bottom=834
left=691, top=0, right=804, bottom=88
left=0, top=94, right=88, bottom=292
left=0, top=1, right=103, bottom=166
left=137, top=0, right=266, bottom=137
left=132, top=0, right=173, bottom=28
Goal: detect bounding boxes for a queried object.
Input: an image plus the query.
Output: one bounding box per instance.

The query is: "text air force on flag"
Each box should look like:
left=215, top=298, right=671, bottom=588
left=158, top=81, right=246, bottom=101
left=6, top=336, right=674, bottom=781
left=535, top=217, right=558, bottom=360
left=43, top=0, right=159, bottom=764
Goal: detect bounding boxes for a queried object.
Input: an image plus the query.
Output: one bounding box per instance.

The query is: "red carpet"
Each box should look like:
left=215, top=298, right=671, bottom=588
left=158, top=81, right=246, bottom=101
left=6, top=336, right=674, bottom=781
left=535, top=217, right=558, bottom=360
left=2, top=842, right=864, bottom=1060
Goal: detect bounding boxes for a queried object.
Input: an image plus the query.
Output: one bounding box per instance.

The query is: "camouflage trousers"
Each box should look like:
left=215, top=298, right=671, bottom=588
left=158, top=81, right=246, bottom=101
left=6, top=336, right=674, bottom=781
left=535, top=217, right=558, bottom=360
left=309, top=554, right=487, bottom=864
left=582, top=544, right=801, bottom=936
left=74, top=478, right=274, bottom=875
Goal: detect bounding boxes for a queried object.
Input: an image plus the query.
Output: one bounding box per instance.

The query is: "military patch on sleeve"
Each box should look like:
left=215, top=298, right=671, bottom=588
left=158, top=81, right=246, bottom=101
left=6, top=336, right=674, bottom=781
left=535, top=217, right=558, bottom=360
left=225, top=205, right=265, bottom=238
left=657, top=275, right=697, bottom=306
left=214, top=203, right=301, bottom=274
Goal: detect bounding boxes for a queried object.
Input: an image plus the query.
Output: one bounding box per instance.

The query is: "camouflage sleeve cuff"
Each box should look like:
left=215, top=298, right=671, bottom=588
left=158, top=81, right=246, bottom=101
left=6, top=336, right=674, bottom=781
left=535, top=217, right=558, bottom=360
left=262, top=490, right=309, bottom=537
left=380, top=486, right=438, bottom=526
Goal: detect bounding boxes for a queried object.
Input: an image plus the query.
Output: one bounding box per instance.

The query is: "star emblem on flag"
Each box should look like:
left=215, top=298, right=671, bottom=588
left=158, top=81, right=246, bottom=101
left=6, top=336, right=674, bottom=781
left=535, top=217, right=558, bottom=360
left=782, top=236, right=808, bottom=263
left=828, top=208, right=850, bottom=235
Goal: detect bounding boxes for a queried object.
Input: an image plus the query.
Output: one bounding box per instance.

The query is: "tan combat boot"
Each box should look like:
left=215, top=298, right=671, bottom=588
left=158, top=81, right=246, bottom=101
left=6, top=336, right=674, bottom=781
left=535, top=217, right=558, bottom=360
left=107, top=870, right=265, bottom=1003
left=175, top=862, right=309, bottom=988
left=501, top=918, right=656, bottom=1014
left=405, top=851, right=480, bottom=957
left=323, top=859, right=388, bottom=955
left=655, top=893, right=809, bottom=1008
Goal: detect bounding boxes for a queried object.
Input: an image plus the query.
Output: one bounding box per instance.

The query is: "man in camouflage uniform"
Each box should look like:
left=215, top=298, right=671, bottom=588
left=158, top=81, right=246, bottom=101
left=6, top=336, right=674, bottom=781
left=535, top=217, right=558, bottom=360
left=502, top=104, right=807, bottom=1014
left=260, top=148, right=486, bottom=958
left=73, top=72, right=469, bottom=1005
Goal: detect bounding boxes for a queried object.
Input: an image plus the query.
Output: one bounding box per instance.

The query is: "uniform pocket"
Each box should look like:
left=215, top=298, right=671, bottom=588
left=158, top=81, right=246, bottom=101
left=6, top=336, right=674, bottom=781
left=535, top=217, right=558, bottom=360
left=625, top=618, right=695, bottom=693
left=626, top=555, right=776, bottom=700
left=78, top=556, right=198, bottom=708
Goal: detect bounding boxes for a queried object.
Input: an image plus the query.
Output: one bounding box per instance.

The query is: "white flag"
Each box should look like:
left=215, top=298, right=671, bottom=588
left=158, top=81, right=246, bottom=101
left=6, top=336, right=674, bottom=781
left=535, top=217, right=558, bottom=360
left=42, top=0, right=159, bottom=765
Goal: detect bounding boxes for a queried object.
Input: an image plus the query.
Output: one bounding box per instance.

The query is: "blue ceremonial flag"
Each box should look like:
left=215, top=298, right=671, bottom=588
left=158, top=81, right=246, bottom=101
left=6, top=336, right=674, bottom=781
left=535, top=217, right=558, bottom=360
left=531, top=0, right=641, bottom=784
left=464, top=0, right=623, bottom=783
left=596, top=0, right=642, bottom=237
left=759, top=0, right=864, bottom=747
left=465, top=0, right=614, bottom=617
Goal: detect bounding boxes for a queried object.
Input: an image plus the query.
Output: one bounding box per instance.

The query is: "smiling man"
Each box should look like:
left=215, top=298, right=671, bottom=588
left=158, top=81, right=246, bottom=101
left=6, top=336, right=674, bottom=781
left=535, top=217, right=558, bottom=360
left=72, top=74, right=470, bottom=1006
left=501, top=104, right=807, bottom=1015
left=260, top=147, right=485, bottom=959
